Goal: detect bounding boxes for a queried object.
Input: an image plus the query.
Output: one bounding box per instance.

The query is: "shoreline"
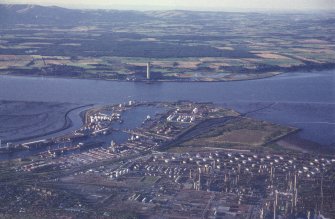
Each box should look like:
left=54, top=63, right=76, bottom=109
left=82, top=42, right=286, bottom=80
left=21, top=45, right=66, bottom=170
left=0, top=67, right=333, bottom=83
left=0, top=71, right=281, bottom=83
left=1, top=60, right=335, bottom=83
left=5, top=104, right=93, bottom=144
left=275, top=132, right=335, bottom=154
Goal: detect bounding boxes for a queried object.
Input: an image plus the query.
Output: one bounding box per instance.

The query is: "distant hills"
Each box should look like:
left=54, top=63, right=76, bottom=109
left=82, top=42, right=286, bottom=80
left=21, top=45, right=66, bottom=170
left=0, top=4, right=153, bottom=25
left=2, top=4, right=334, bottom=26
left=0, top=4, right=268, bottom=26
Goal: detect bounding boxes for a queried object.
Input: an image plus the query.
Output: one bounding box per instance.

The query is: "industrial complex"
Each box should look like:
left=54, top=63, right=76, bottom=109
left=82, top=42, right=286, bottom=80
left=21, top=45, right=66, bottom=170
left=0, top=101, right=334, bottom=218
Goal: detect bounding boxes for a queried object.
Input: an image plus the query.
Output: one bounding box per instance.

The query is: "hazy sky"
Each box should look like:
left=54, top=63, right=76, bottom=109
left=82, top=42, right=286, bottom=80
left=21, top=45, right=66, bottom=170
left=2, top=0, right=335, bottom=11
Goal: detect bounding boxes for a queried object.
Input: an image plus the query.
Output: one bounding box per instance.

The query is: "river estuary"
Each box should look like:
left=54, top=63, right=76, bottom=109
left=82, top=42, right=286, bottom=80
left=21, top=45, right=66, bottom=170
left=0, top=70, right=334, bottom=146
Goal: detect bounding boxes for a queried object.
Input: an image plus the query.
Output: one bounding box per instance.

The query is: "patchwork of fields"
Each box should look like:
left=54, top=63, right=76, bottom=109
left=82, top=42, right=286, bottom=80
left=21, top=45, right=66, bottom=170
left=0, top=5, right=334, bottom=81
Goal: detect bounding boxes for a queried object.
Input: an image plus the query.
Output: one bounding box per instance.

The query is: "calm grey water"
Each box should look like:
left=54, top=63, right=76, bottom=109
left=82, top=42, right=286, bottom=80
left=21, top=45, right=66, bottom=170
left=0, top=70, right=334, bottom=146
